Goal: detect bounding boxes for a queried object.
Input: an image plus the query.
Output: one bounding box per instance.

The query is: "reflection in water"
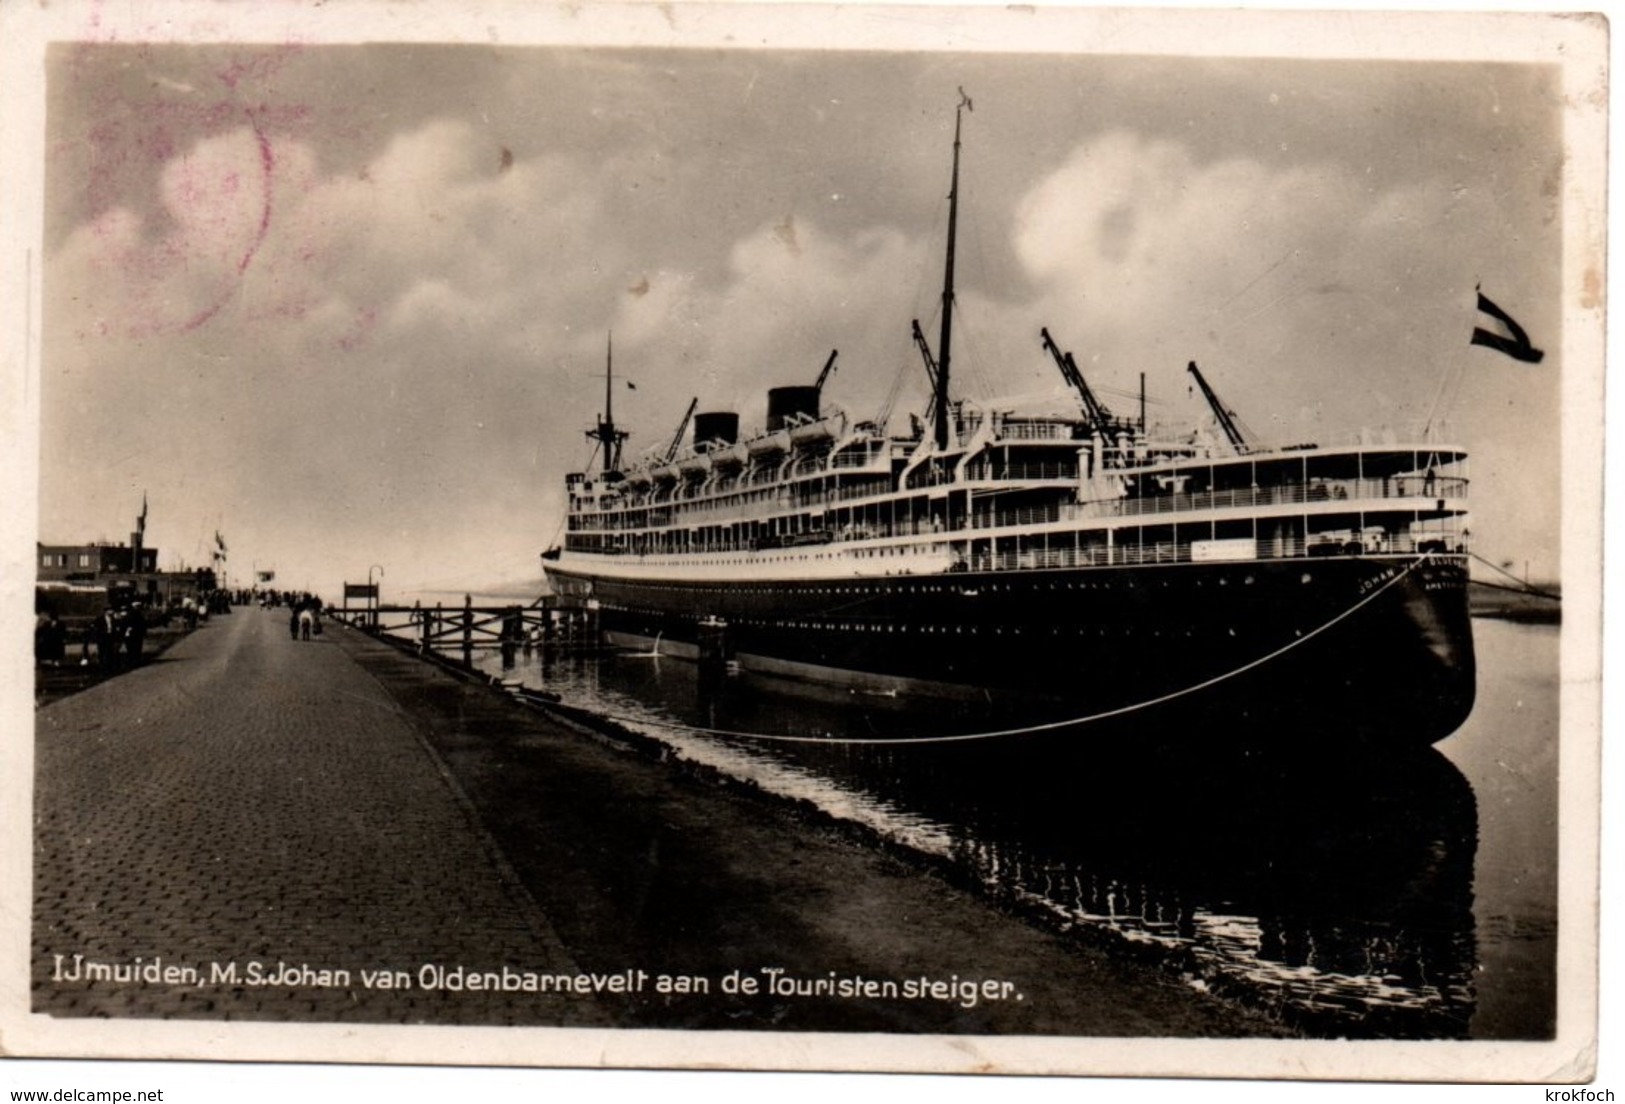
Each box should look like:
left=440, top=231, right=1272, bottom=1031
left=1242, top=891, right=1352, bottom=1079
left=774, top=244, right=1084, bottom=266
left=469, top=640, right=1481, bottom=1039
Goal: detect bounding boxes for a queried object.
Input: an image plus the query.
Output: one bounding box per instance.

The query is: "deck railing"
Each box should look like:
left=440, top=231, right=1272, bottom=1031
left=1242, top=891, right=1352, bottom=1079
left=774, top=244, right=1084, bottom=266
left=965, top=532, right=1459, bottom=572
left=568, top=474, right=1468, bottom=554
left=830, top=449, right=885, bottom=469
left=1078, top=476, right=1467, bottom=520
left=995, top=421, right=1077, bottom=442
left=571, top=529, right=1465, bottom=567
left=964, top=461, right=1079, bottom=482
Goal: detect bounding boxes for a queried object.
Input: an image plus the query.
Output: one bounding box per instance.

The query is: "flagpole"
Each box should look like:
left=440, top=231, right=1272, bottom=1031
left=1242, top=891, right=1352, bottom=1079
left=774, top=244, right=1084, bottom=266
left=1424, top=293, right=1475, bottom=437
left=1421, top=350, right=1458, bottom=439
left=1432, top=284, right=1546, bottom=435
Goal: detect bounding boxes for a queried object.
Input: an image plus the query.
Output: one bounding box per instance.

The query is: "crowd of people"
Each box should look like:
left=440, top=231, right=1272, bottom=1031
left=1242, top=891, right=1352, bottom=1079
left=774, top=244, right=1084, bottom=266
left=36, top=586, right=339, bottom=682
left=34, top=598, right=157, bottom=674
left=255, top=588, right=324, bottom=611
left=253, top=589, right=328, bottom=641
left=84, top=602, right=148, bottom=673
left=33, top=587, right=236, bottom=675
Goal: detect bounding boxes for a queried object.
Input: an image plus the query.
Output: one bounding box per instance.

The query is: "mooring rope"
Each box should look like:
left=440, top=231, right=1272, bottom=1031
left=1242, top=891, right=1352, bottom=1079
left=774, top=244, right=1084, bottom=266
left=1467, top=551, right=1560, bottom=601
left=520, top=555, right=1430, bottom=747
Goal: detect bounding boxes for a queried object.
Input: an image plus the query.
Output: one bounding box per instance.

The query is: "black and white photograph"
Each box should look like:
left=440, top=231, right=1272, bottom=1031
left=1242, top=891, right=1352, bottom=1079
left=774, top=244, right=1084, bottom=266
left=0, top=0, right=1608, bottom=1092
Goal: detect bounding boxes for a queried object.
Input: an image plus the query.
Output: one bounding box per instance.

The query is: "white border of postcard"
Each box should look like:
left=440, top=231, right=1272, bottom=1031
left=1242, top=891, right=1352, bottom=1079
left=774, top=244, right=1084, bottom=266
left=0, top=0, right=1608, bottom=1087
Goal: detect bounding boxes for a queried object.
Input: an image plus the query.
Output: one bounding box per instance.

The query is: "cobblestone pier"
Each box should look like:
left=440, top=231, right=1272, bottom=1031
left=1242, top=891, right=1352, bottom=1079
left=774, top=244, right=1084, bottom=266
left=33, top=607, right=583, bottom=1025
left=32, top=606, right=1281, bottom=1035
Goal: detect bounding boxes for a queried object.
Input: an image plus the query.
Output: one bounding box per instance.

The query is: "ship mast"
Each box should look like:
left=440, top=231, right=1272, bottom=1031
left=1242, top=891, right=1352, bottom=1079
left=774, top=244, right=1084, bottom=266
left=934, top=89, right=971, bottom=451
left=588, top=333, right=629, bottom=475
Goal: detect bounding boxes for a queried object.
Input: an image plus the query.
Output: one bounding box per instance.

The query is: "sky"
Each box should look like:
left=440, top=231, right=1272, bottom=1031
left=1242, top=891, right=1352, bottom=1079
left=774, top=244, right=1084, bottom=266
left=36, top=32, right=1567, bottom=600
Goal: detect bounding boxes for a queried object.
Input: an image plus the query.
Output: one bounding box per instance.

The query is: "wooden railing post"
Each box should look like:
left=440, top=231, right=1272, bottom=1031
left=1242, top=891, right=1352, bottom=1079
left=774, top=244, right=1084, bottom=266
left=462, top=593, right=473, bottom=668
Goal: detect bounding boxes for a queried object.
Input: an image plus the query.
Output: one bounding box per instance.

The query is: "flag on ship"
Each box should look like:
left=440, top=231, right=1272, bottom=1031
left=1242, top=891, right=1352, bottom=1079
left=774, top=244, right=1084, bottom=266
left=1470, top=287, right=1545, bottom=363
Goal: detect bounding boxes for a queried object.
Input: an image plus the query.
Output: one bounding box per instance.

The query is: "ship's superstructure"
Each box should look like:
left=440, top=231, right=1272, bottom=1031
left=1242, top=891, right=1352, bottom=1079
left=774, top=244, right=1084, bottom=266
left=543, top=97, right=1475, bottom=746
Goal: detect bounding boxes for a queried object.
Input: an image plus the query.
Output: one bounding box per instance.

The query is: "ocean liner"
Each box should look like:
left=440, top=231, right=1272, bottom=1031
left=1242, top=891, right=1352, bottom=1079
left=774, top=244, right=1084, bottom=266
left=542, top=98, right=1475, bottom=747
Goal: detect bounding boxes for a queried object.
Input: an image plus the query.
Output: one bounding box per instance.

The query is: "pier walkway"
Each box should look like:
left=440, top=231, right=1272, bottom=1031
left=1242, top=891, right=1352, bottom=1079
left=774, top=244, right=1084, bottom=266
left=32, top=606, right=1281, bottom=1035
left=32, top=606, right=584, bottom=1025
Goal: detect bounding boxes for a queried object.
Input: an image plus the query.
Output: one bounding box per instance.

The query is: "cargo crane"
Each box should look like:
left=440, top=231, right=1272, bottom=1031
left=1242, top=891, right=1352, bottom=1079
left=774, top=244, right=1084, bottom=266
left=911, top=319, right=942, bottom=412
left=814, top=349, right=839, bottom=396
left=665, top=397, right=698, bottom=461
left=1186, top=361, right=1249, bottom=454
left=1040, top=327, right=1114, bottom=432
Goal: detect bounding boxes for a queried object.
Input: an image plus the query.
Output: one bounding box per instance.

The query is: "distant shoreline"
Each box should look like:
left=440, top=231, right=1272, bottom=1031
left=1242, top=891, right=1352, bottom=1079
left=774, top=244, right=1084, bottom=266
left=403, top=585, right=549, bottom=606
left=1469, top=579, right=1561, bottom=624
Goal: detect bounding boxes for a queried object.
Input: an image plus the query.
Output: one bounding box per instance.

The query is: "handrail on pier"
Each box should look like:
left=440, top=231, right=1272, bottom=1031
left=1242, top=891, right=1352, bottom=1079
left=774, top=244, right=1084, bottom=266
left=331, top=598, right=595, bottom=666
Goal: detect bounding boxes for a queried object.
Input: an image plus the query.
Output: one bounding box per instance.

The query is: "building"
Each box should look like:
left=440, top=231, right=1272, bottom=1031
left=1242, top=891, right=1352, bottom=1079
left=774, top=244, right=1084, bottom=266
left=36, top=500, right=218, bottom=620
left=37, top=541, right=159, bottom=583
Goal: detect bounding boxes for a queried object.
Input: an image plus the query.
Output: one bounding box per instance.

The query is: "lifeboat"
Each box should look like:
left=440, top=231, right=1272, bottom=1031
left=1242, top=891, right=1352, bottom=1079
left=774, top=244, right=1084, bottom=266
left=747, top=430, right=791, bottom=457
left=710, top=442, right=749, bottom=468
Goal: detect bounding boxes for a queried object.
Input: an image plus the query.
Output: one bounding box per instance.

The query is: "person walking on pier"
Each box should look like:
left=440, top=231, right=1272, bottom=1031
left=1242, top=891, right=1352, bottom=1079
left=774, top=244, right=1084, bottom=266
left=93, top=607, right=123, bottom=674
left=123, top=602, right=147, bottom=667
left=299, top=607, right=315, bottom=641
left=35, top=610, right=66, bottom=666
left=289, top=606, right=301, bottom=641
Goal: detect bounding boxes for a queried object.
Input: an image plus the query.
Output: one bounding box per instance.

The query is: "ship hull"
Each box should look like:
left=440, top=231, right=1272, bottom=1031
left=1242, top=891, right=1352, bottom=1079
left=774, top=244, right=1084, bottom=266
left=544, top=553, right=1476, bottom=749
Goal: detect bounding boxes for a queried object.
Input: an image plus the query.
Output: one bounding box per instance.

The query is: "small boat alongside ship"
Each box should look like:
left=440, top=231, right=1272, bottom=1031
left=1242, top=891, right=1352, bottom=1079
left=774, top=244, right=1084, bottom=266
left=542, top=97, right=1475, bottom=748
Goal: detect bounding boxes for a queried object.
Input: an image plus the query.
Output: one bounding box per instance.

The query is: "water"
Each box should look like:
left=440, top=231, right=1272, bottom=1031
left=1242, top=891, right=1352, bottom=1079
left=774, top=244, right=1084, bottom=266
left=1435, top=618, right=1559, bottom=1039
left=444, top=616, right=1556, bottom=1040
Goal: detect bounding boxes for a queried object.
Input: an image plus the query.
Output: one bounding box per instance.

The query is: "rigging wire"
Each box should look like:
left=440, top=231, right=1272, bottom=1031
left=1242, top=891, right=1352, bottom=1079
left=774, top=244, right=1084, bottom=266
left=957, top=190, right=1000, bottom=402
left=523, top=437, right=600, bottom=573
left=1423, top=339, right=1467, bottom=436
left=875, top=192, right=950, bottom=430
left=1467, top=551, right=1560, bottom=600
left=889, top=297, right=947, bottom=430
left=1421, top=362, right=1454, bottom=437
left=543, top=513, right=568, bottom=555
left=875, top=336, right=914, bottom=429
left=954, top=302, right=996, bottom=404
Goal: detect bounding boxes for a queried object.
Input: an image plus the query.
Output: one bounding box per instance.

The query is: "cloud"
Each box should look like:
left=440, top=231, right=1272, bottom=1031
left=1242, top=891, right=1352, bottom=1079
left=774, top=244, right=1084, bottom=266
left=42, top=117, right=629, bottom=591
left=48, top=111, right=939, bottom=592
left=53, top=123, right=323, bottom=343
left=605, top=214, right=929, bottom=432
left=39, top=66, right=1563, bottom=593
left=1004, top=128, right=1558, bottom=572
left=1006, top=130, right=1508, bottom=437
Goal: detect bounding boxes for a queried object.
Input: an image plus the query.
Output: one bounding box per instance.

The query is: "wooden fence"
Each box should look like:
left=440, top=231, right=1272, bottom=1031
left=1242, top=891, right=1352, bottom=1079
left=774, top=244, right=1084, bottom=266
left=329, top=596, right=595, bottom=666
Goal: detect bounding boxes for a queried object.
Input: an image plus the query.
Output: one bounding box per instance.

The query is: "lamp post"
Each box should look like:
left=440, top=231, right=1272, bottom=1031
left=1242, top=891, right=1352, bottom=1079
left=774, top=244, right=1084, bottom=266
left=368, top=564, right=384, bottom=631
